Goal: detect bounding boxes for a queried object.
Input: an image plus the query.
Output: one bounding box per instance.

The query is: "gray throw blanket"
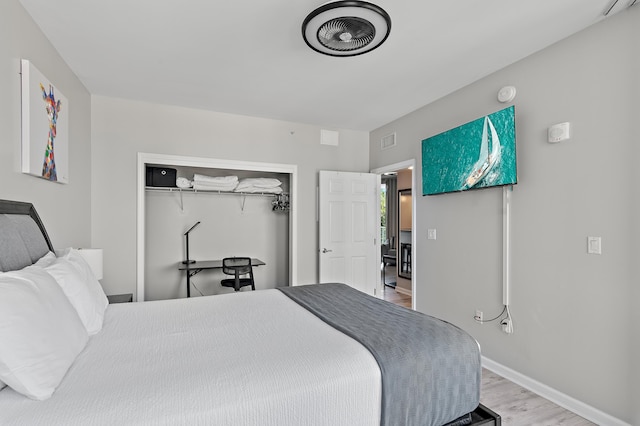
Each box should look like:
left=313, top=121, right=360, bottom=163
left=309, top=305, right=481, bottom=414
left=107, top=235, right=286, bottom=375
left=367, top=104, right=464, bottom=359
left=279, top=283, right=481, bottom=426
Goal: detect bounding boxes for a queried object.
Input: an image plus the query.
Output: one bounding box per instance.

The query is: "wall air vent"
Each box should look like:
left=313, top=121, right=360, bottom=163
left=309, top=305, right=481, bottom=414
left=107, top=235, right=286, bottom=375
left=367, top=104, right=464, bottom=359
left=380, top=133, right=396, bottom=150
left=320, top=129, right=339, bottom=146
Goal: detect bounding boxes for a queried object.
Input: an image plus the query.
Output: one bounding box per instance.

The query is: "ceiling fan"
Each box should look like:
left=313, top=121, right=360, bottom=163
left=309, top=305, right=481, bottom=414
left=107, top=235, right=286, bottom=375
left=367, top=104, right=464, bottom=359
left=302, top=0, right=392, bottom=57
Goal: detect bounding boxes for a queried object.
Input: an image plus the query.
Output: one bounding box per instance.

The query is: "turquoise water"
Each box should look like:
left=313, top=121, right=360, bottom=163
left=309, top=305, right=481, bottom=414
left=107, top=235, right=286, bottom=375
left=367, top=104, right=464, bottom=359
left=421, top=105, right=517, bottom=195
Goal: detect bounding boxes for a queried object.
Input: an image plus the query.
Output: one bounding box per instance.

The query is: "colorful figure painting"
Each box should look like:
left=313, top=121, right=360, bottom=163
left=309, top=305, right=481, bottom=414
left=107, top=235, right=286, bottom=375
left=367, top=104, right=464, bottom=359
left=421, top=106, right=517, bottom=196
left=40, top=83, right=61, bottom=181
left=21, top=60, right=69, bottom=184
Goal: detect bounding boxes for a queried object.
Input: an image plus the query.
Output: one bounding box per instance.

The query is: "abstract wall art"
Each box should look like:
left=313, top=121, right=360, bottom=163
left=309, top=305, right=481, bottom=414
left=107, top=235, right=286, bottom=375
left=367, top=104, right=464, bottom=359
left=21, top=59, right=69, bottom=184
left=421, top=105, right=517, bottom=196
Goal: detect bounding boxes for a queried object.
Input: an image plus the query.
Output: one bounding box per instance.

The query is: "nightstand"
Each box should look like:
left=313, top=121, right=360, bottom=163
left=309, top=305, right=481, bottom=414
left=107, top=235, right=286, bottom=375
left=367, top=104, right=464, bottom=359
left=107, top=293, right=133, bottom=304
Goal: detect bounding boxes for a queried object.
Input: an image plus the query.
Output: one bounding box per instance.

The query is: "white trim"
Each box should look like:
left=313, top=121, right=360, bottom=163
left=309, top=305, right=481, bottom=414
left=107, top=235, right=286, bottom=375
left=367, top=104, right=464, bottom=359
left=394, top=286, right=412, bottom=296
left=375, top=173, right=382, bottom=298
left=136, top=152, right=298, bottom=302
left=482, top=357, right=631, bottom=426
left=371, top=159, right=416, bottom=310
left=136, top=155, right=146, bottom=302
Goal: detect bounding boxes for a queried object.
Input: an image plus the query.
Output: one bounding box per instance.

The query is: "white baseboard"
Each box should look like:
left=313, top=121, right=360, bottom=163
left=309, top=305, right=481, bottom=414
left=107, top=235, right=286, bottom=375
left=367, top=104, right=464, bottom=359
left=482, top=357, right=630, bottom=426
left=394, top=286, right=412, bottom=296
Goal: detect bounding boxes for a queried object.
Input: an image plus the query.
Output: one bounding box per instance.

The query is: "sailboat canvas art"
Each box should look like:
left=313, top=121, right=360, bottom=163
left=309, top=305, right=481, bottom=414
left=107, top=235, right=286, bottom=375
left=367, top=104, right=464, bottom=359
left=421, top=106, right=517, bottom=196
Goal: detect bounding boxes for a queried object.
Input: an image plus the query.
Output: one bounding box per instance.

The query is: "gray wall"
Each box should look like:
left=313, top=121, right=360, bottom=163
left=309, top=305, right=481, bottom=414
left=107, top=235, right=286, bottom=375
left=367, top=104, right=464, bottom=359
left=91, top=96, right=369, bottom=297
left=370, top=8, right=638, bottom=424
left=0, top=0, right=91, bottom=249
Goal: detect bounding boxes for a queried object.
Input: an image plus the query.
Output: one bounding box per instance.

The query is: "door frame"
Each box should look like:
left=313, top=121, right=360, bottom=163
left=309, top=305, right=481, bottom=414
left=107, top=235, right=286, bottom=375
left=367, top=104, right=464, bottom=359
left=136, top=152, right=298, bottom=302
left=371, top=159, right=416, bottom=310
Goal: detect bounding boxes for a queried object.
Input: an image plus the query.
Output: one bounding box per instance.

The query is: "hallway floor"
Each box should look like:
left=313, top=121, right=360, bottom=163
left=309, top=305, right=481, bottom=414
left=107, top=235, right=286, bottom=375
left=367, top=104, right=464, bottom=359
left=381, top=262, right=412, bottom=308
left=382, top=285, right=411, bottom=308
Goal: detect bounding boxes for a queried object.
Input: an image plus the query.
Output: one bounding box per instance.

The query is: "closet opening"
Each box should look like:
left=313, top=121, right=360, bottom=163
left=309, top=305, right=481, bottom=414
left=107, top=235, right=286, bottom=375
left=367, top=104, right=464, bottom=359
left=136, top=153, right=298, bottom=302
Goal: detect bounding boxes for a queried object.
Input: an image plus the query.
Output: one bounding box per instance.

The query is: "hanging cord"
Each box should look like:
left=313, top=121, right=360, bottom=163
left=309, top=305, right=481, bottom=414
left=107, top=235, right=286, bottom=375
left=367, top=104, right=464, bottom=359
left=473, top=305, right=508, bottom=324
left=501, top=305, right=514, bottom=333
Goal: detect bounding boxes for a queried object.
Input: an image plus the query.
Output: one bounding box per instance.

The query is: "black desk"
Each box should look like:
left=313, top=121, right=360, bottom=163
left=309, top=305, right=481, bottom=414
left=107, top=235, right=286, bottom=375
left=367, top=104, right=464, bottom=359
left=178, top=258, right=266, bottom=297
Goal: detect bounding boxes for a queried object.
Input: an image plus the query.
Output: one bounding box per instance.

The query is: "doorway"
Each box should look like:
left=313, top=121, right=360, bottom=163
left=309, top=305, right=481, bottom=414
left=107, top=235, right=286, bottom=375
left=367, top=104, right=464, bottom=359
left=372, top=160, right=416, bottom=309
left=380, top=175, right=397, bottom=289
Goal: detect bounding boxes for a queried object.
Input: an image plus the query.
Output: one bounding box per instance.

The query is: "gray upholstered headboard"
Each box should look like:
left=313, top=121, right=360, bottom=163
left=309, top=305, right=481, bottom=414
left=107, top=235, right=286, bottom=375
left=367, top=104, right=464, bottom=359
left=0, top=199, right=54, bottom=272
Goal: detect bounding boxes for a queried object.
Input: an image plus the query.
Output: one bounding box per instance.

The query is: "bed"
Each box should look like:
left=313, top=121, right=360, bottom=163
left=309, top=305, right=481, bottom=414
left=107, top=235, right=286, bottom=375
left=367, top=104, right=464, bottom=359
left=0, top=199, right=495, bottom=426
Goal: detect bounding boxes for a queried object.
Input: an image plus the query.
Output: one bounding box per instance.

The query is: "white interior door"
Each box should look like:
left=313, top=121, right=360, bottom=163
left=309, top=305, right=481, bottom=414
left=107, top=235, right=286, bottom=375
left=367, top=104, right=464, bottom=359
left=319, top=171, right=380, bottom=296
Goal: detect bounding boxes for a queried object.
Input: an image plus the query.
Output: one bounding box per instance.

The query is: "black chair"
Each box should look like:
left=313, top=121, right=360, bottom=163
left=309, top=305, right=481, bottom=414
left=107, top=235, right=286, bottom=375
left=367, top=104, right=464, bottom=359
left=220, top=257, right=255, bottom=292
left=381, top=243, right=397, bottom=266
left=381, top=244, right=397, bottom=287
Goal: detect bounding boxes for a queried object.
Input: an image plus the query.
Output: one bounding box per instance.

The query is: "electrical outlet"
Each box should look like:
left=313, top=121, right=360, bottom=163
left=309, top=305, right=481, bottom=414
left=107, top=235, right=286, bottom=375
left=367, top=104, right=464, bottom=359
left=501, top=318, right=513, bottom=334
left=474, top=310, right=483, bottom=322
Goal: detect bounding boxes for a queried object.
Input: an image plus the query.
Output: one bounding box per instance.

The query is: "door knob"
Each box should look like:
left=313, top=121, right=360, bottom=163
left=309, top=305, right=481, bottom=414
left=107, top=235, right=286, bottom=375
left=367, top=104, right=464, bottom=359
left=322, top=248, right=332, bottom=253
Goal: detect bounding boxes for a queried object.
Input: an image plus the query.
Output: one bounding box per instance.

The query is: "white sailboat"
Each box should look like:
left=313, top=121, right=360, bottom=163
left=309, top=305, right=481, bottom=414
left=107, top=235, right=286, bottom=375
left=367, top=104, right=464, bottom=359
left=461, top=115, right=502, bottom=190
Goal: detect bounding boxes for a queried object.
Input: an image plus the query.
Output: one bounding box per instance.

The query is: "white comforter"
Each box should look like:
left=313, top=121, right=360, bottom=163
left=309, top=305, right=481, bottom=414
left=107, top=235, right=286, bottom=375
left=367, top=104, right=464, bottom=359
left=0, top=290, right=381, bottom=425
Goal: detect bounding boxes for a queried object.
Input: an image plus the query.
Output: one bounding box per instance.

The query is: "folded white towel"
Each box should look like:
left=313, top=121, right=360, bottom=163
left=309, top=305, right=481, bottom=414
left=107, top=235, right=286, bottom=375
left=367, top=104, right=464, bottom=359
left=234, top=186, right=283, bottom=194
left=193, top=174, right=238, bottom=184
left=236, top=178, right=282, bottom=190
left=193, top=182, right=238, bottom=192
left=176, top=177, right=192, bottom=188
left=192, top=180, right=238, bottom=188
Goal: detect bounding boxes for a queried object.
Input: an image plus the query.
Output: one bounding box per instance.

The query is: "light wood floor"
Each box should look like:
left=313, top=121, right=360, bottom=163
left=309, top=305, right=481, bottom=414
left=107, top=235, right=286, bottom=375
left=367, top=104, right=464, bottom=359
left=381, top=286, right=595, bottom=425
left=480, top=369, right=595, bottom=426
left=381, top=264, right=412, bottom=308
left=382, top=285, right=411, bottom=308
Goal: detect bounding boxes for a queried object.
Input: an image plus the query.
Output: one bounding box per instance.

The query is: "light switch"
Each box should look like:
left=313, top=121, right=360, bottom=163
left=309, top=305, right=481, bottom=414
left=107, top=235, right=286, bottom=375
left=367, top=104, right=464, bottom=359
left=427, top=229, right=437, bottom=240
left=587, top=237, right=601, bottom=254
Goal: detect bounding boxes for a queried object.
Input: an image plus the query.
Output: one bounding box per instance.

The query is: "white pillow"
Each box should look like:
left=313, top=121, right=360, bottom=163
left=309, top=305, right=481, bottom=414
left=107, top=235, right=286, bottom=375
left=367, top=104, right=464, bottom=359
left=33, top=251, right=57, bottom=268
left=0, top=252, right=60, bottom=393
left=0, top=267, right=88, bottom=400
left=44, top=249, right=108, bottom=335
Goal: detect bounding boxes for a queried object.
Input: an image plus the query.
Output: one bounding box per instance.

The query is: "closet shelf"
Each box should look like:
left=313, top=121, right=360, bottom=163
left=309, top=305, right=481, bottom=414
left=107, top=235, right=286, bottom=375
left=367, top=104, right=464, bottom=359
left=145, top=187, right=289, bottom=212
left=145, top=187, right=287, bottom=197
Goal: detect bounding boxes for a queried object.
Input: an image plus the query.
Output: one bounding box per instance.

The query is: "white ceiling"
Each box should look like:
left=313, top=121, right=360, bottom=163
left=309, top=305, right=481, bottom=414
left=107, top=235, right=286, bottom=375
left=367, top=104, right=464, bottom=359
left=18, top=0, right=621, bottom=131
